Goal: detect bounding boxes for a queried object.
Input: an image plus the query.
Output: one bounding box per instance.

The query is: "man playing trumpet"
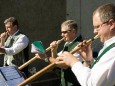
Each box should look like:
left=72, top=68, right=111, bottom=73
left=55, top=3, right=115, bottom=86
left=0, top=17, right=29, bottom=77
left=50, top=20, right=82, bottom=86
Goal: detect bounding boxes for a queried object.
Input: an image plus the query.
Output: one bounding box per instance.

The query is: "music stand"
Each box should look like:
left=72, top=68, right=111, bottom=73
left=0, top=66, right=29, bottom=86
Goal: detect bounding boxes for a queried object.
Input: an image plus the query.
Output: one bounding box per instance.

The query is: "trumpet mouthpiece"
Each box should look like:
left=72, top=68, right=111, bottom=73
left=94, top=35, right=99, bottom=40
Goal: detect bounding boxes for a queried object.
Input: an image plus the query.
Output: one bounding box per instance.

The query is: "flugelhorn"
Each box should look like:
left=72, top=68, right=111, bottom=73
left=18, top=35, right=99, bottom=86
left=0, top=31, right=8, bottom=39
left=46, top=37, right=65, bottom=52
left=18, top=37, right=64, bottom=70
left=70, top=35, right=99, bottom=54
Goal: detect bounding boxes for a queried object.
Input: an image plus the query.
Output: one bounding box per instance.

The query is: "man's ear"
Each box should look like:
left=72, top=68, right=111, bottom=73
left=72, top=28, right=77, bottom=34
left=14, top=25, right=18, bottom=29
left=109, top=19, right=115, bottom=30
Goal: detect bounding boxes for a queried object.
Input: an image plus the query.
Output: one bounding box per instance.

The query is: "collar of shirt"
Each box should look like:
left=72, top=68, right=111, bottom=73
left=99, top=36, right=115, bottom=55
left=103, top=36, right=115, bottom=48
left=64, top=36, right=78, bottom=46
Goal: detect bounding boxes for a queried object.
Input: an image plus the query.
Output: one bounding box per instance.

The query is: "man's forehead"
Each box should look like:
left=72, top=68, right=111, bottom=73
left=5, top=22, right=13, bottom=27
left=93, top=13, right=102, bottom=24
left=5, top=22, right=12, bottom=25
left=61, top=26, right=69, bottom=30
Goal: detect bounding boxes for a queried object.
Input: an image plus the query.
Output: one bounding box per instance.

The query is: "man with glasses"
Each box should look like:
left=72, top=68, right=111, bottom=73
left=49, top=20, right=82, bottom=86
left=55, top=3, right=115, bottom=86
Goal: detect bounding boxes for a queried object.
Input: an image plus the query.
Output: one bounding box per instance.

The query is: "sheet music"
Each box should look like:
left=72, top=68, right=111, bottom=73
left=7, top=78, right=25, bottom=86
left=0, top=72, right=8, bottom=86
left=0, top=66, right=28, bottom=86
left=0, top=66, right=21, bottom=81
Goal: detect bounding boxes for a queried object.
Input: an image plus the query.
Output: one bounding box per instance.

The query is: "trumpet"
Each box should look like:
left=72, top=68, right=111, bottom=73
left=70, top=35, right=99, bottom=54
left=45, top=37, right=65, bottom=52
left=18, top=37, right=64, bottom=70
left=0, top=32, right=8, bottom=39
left=18, top=35, right=99, bottom=86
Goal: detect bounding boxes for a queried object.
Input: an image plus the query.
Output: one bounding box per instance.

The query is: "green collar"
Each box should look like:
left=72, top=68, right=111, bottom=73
left=90, top=43, right=115, bottom=69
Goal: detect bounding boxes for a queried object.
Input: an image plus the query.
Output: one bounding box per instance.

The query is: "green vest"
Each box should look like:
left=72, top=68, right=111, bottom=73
left=4, top=32, right=29, bottom=67
left=61, top=38, right=81, bottom=86
left=67, top=42, right=79, bottom=52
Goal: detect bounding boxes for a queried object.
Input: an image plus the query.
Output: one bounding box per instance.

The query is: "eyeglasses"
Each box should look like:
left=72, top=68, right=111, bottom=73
left=94, top=21, right=109, bottom=29
left=61, top=30, right=71, bottom=34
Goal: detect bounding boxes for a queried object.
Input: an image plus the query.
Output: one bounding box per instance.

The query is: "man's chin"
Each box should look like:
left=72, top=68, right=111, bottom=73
left=100, top=37, right=104, bottom=43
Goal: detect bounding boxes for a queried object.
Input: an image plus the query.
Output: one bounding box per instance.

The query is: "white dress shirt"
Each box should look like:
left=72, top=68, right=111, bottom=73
left=71, top=36, right=115, bottom=86
left=4, top=31, right=29, bottom=55
left=3, top=30, right=29, bottom=65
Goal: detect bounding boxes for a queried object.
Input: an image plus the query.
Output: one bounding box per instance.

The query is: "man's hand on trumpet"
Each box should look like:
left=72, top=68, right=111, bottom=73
left=0, top=32, right=8, bottom=47
left=55, top=40, right=94, bottom=68
left=0, top=32, right=7, bottom=53
left=55, top=51, right=79, bottom=68
left=49, top=41, right=59, bottom=63
left=0, top=32, right=8, bottom=39
left=76, top=40, right=94, bottom=66
left=50, top=41, right=59, bottom=53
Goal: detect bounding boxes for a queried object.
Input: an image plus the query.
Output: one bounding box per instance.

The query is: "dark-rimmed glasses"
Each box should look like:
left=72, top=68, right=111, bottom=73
left=94, top=21, right=109, bottom=29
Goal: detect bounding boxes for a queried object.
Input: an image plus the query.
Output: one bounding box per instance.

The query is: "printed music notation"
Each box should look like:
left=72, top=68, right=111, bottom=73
left=0, top=66, right=27, bottom=86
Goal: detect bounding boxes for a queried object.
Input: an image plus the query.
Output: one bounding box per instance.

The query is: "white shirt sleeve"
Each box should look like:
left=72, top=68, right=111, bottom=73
left=72, top=62, right=91, bottom=86
left=71, top=48, right=115, bottom=86
left=4, top=35, right=29, bottom=55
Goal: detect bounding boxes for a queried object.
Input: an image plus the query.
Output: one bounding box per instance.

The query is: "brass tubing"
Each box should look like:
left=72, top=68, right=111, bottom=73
left=18, top=35, right=99, bottom=86
left=70, top=35, right=99, bottom=54
left=18, top=55, right=38, bottom=70
left=18, top=62, right=56, bottom=86
left=18, top=38, right=64, bottom=70
left=45, top=37, right=64, bottom=52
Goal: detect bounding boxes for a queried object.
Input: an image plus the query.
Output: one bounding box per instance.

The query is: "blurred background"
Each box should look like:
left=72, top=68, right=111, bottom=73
left=0, top=0, right=115, bottom=86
